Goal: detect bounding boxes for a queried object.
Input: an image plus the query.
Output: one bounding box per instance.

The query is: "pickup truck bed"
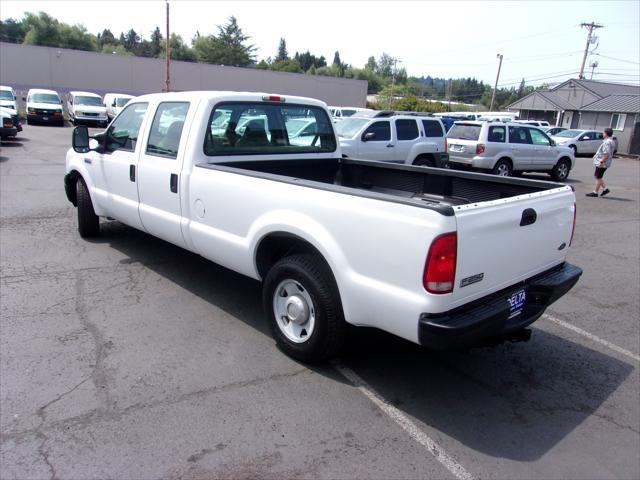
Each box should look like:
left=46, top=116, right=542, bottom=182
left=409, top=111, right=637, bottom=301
left=206, top=157, right=557, bottom=214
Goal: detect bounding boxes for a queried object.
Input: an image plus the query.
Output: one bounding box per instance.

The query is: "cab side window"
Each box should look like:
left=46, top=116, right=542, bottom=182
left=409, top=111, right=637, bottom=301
left=362, top=121, right=391, bottom=141
left=396, top=119, right=419, bottom=141
left=146, top=102, right=190, bottom=159
left=105, top=102, right=148, bottom=153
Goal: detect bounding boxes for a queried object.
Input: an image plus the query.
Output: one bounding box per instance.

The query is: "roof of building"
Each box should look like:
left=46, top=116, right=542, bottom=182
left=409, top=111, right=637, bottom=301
left=564, top=79, right=640, bottom=97
left=581, top=94, right=640, bottom=113
left=507, top=78, right=639, bottom=111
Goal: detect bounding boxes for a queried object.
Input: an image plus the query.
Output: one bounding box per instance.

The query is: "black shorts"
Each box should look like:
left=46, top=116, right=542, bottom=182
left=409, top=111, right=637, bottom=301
left=594, top=167, right=607, bottom=179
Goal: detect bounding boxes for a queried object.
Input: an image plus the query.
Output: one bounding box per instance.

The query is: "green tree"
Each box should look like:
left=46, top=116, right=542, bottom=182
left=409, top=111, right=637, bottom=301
left=159, top=33, right=195, bottom=62
left=271, top=58, right=302, bottom=73
left=275, top=37, right=288, bottom=62
left=150, top=26, right=163, bottom=57
left=98, top=28, right=117, bottom=47
left=0, top=18, right=26, bottom=43
left=214, top=16, right=255, bottom=66
left=332, top=50, right=341, bottom=67
left=22, top=12, right=61, bottom=47
left=376, top=53, right=395, bottom=78
left=123, top=28, right=139, bottom=52
left=101, top=44, right=133, bottom=56
left=365, top=56, right=377, bottom=71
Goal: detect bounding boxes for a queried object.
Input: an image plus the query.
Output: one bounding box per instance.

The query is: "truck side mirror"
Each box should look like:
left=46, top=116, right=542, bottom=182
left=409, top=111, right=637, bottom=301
left=549, top=139, right=556, bottom=146
left=363, top=132, right=376, bottom=142
left=112, top=100, right=117, bottom=107
left=73, top=126, right=90, bottom=153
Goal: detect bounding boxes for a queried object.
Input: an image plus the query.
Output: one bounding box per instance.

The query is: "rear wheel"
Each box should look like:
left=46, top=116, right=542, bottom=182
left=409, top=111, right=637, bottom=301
left=551, top=158, right=571, bottom=181
left=263, top=254, right=346, bottom=363
left=492, top=159, right=512, bottom=176
left=76, top=179, right=100, bottom=237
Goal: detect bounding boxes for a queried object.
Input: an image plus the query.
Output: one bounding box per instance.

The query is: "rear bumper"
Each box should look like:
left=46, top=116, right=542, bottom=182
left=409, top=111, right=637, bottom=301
left=418, top=262, right=582, bottom=350
left=0, top=126, right=18, bottom=138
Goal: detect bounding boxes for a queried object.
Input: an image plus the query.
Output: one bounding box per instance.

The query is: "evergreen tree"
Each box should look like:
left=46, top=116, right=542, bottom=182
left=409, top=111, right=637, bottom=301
left=332, top=50, right=341, bottom=67
left=275, top=37, right=288, bottom=62
left=98, top=28, right=116, bottom=47
left=214, top=16, right=256, bottom=66
left=150, top=26, right=163, bottom=57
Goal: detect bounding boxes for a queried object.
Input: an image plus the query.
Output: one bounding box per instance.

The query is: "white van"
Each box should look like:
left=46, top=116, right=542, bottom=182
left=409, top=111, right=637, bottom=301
left=67, top=91, right=108, bottom=127
left=103, top=93, right=134, bottom=120
left=25, top=88, right=64, bottom=126
left=0, top=86, right=18, bottom=114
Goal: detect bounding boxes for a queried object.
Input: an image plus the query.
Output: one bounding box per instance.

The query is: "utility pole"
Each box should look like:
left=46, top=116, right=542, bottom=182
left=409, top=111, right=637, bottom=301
left=388, top=58, right=401, bottom=110
left=589, top=61, right=599, bottom=79
left=579, top=22, right=603, bottom=80
left=490, top=53, right=503, bottom=112
left=165, top=1, right=171, bottom=92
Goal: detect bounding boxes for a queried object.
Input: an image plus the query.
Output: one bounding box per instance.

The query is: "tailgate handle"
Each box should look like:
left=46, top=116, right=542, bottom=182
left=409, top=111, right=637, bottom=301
left=520, top=208, right=537, bottom=226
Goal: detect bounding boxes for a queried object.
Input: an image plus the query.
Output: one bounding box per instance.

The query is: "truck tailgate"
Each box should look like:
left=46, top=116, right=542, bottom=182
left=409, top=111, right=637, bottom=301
left=450, top=187, right=575, bottom=308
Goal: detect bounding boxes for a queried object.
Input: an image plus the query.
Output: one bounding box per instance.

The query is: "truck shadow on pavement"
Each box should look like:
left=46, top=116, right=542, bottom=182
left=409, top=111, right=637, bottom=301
left=94, top=221, right=634, bottom=463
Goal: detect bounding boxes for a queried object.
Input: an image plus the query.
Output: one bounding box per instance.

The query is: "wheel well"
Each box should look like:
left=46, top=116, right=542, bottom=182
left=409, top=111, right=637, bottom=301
left=558, top=156, right=571, bottom=167
left=496, top=157, right=513, bottom=168
left=64, top=170, right=82, bottom=206
left=413, top=153, right=435, bottom=165
left=255, top=233, right=328, bottom=280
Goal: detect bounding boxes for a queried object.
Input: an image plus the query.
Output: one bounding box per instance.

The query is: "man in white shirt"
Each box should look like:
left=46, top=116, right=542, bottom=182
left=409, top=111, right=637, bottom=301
left=586, top=127, right=616, bottom=197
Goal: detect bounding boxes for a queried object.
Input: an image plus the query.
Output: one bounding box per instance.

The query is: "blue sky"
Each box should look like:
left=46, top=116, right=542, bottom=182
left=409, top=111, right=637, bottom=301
left=3, top=0, right=639, bottom=88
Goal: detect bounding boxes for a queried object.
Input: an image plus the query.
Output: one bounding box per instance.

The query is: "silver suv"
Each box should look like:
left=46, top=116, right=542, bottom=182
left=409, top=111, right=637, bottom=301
left=446, top=121, right=575, bottom=181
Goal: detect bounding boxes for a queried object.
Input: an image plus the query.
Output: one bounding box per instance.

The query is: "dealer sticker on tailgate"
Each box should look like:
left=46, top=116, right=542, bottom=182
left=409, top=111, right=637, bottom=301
left=508, top=289, right=526, bottom=318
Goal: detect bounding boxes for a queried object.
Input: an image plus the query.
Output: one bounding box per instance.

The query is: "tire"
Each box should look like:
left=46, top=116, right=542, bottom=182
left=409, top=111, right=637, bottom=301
left=76, top=179, right=100, bottom=238
left=551, top=158, right=571, bottom=181
left=413, top=155, right=435, bottom=167
left=492, top=158, right=512, bottom=176
left=263, top=253, right=346, bottom=363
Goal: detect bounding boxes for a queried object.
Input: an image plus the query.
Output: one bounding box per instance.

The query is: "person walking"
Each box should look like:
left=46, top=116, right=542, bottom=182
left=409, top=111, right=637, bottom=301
left=586, top=127, right=616, bottom=197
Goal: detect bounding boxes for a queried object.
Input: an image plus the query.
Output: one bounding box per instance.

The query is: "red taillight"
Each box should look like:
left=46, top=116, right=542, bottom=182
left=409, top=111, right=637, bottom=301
left=423, top=232, right=457, bottom=294
left=2, top=119, right=12, bottom=128
left=476, top=143, right=485, bottom=155
left=569, top=203, right=577, bottom=246
left=262, top=95, right=285, bottom=102
left=444, top=138, right=448, bottom=153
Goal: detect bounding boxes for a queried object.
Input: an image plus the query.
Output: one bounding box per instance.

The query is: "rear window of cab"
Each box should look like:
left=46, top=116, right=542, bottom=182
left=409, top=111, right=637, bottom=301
left=203, top=102, right=336, bottom=156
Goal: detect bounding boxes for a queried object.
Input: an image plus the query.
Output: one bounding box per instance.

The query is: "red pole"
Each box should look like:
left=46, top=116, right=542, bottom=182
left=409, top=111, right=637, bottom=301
left=165, top=1, right=170, bottom=92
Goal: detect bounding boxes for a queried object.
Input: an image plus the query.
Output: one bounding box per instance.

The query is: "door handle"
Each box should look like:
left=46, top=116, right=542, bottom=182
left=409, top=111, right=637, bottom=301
left=129, top=165, right=135, bottom=182
left=170, top=173, right=178, bottom=193
left=84, top=158, right=92, bottom=164
left=386, top=143, right=395, bottom=148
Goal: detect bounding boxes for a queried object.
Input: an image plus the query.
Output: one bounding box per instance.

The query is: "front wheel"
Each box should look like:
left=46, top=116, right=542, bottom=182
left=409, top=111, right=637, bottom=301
left=492, top=159, right=512, bottom=176
left=76, top=179, right=100, bottom=237
left=551, top=159, right=571, bottom=181
left=263, top=254, right=346, bottom=363
left=413, top=155, right=435, bottom=167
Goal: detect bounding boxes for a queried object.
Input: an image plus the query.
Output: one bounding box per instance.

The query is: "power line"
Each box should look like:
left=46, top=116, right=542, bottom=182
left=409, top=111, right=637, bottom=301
left=579, top=22, right=604, bottom=79
left=591, top=53, right=640, bottom=65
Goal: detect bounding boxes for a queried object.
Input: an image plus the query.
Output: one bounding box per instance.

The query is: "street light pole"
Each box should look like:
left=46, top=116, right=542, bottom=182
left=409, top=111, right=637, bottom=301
left=388, top=58, right=400, bottom=110
left=490, top=53, right=503, bottom=112
left=165, top=1, right=171, bottom=92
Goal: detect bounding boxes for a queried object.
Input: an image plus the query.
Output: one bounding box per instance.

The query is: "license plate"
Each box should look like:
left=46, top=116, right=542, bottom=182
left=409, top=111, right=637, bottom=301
left=508, top=289, right=526, bottom=318
left=42, top=116, right=49, bottom=121
left=450, top=144, right=463, bottom=152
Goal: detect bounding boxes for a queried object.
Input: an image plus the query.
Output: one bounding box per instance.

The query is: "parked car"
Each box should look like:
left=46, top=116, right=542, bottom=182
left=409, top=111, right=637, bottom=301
left=550, top=129, right=607, bottom=156
left=0, top=85, right=18, bottom=114
left=336, top=111, right=448, bottom=167
left=25, top=88, right=64, bottom=126
left=65, top=90, right=581, bottom=361
left=0, top=108, right=18, bottom=139
left=514, top=120, right=551, bottom=127
left=477, top=112, right=518, bottom=122
left=104, top=93, right=134, bottom=120
left=540, top=126, right=567, bottom=136
left=446, top=121, right=575, bottom=181
left=66, top=91, right=108, bottom=127
left=329, top=106, right=373, bottom=122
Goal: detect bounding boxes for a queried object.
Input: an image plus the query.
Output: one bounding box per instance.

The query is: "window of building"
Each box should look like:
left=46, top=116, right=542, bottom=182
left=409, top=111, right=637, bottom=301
left=610, top=113, right=626, bottom=131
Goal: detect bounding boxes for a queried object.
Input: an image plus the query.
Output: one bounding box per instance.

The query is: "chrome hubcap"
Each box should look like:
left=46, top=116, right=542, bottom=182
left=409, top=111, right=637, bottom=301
left=497, top=164, right=509, bottom=176
left=273, top=279, right=315, bottom=343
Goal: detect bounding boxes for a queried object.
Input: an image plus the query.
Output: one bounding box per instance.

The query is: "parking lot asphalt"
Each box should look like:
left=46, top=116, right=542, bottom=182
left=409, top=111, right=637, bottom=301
left=1, top=124, right=639, bottom=480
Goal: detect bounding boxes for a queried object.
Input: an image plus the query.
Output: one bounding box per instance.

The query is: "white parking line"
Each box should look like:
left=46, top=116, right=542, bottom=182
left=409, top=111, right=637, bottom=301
left=331, top=360, right=475, bottom=480
left=543, top=313, right=640, bottom=363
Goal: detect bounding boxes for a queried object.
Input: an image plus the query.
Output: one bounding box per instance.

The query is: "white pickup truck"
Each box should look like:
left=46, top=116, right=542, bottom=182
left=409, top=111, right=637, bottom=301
left=64, top=91, right=582, bottom=362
